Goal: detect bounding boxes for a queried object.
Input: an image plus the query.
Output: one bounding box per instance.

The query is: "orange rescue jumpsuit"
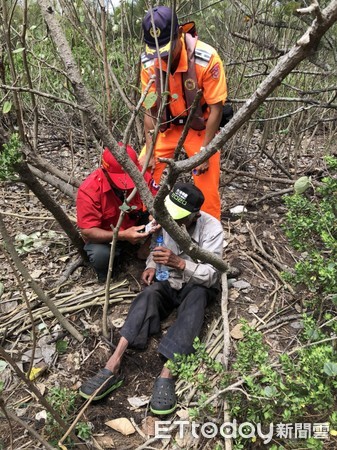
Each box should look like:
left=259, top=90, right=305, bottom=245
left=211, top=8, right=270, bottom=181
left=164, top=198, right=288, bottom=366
left=141, top=36, right=227, bottom=219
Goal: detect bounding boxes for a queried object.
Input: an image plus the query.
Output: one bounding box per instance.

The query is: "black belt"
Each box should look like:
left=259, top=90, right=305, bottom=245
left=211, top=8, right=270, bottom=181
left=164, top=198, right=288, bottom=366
left=170, top=103, right=208, bottom=126
left=171, top=116, right=188, bottom=126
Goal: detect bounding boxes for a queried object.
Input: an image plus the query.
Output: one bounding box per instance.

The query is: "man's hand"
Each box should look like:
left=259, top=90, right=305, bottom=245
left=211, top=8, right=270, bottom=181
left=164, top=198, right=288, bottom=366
left=119, top=225, right=149, bottom=244
left=142, top=268, right=155, bottom=285
left=152, top=247, right=186, bottom=270
left=193, top=159, right=209, bottom=176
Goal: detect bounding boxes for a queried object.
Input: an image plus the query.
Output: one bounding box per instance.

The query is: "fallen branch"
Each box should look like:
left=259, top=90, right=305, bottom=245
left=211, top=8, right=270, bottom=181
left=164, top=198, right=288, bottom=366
left=221, top=272, right=232, bottom=450
left=2, top=404, right=57, bottom=450
left=0, top=210, right=63, bottom=221
left=30, top=154, right=81, bottom=188
left=246, top=251, right=295, bottom=294
left=256, top=313, right=307, bottom=331
left=1, top=248, right=37, bottom=377
left=28, top=164, right=76, bottom=199
left=1, top=284, right=133, bottom=336
left=252, top=187, right=293, bottom=205
left=0, top=214, right=83, bottom=342
left=0, top=347, right=84, bottom=448
left=53, top=256, right=84, bottom=287
left=246, top=222, right=292, bottom=273
left=221, top=168, right=295, bottom=185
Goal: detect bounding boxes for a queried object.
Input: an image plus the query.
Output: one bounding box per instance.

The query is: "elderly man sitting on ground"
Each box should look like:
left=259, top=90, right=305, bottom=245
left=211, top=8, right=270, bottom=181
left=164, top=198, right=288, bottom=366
left=79, top=182, right=224, bottom=415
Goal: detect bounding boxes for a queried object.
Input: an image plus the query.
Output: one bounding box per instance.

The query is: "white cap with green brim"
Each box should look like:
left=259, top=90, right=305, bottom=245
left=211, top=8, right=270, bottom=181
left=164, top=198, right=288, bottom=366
left=164, top=182, right=205, bottom=220
left=164, top=195, right=192, bottom=220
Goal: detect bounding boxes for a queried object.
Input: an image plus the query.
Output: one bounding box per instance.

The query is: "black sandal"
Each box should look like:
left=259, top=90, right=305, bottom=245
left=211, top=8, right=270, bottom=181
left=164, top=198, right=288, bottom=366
left=150, top=377, right=177, bottom=415
left=79, top=368, right=123, bottom=401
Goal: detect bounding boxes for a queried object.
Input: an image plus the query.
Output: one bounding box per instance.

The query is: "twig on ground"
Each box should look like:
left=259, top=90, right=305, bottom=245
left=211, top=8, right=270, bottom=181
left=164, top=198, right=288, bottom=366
left=260, top=283, right=280, bottom=319
left=1, top=248, right=37, bottom=378
left=0, top=280, right=133, bottom=336
left=53, top=256, right=84, bottom=287
left=58, top=372, right=121, bottom=448
left=0, top=400, right=14, bottom=450
left=243, top=251, right=271, bottom=282
left=221, top=272, right=232, bottom=450
left=221, top=168, right=295, bottom=185
left=134, top=423, right=179, bottom=450
left=130, top=417, right=147, bottom=440
left=247, top=251, right=295, bottom=294
left=0, top=347, right=84, bottom=448
left=256, top=313, right=307, bottom=331
left=3, top=404, right=57, bottom=450
left=0, top=211, right=58, bottom=220
left=0, top=214, right=83, bottom=342
left=252, top=187, right=293, bottom=205
left=247, top=222, right=291, bottom=273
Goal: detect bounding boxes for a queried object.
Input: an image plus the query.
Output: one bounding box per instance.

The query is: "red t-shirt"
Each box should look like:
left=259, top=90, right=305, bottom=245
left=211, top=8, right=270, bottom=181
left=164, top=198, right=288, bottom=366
left=76, top=168, right=151, bottom=237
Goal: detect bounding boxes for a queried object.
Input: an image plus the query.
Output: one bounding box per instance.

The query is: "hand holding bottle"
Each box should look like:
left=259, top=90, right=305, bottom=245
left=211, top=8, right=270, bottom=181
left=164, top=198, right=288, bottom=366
left=153, top=236, right=186, bottom=272
left=154, top=235, right=169, bottom=281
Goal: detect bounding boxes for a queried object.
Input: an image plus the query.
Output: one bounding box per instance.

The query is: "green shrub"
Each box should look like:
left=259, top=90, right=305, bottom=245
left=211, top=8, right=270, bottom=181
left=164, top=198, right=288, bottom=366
left=45, top=387, right=91, bottom=444
left=283, top=156, right=337, bottom=297
left=0, top=134, right=22, bottom=181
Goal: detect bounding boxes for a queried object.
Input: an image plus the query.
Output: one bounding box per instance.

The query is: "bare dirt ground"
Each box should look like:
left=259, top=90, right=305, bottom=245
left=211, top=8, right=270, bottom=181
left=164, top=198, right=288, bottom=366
left=0, top=131, right=335, bottom=449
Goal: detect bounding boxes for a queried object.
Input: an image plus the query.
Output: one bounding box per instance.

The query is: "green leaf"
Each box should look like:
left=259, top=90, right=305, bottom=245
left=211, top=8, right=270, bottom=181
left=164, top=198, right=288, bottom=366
left=12, top=47, right=25, bottom=54
left=144, top=92, right=157, bottom=110
left=119, top=201, right=131, bottom=212
left=0, top=381, right=3, bottom=394
left=2, top=101, right=12, bottom=114
left=294, top=176, right=311, bottom=194
left=323, top=361, right=337, bottom=376
left=56, top=340, right=68, bottom=354
left=263, top=385, right=278, bottom=397
left=0, top=360, right=8, bottom=372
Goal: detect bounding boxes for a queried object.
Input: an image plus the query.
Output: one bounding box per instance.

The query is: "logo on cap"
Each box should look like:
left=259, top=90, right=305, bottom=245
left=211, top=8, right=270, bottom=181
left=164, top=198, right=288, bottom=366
left=171, top=188, right=188, bottom=206
left=150, top=27, right=161, bottom=38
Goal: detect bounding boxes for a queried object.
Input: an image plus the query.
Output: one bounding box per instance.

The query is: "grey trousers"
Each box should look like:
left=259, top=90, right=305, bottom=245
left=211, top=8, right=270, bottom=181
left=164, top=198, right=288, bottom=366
left=84, top=242, right=122, bottom=282
left=120, top=281, right=219, bottom=360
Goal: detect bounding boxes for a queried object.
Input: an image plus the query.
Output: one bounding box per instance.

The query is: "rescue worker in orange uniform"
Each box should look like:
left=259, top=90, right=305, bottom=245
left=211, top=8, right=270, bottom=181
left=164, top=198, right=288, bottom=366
left=140, top=5, right=228, bottom=219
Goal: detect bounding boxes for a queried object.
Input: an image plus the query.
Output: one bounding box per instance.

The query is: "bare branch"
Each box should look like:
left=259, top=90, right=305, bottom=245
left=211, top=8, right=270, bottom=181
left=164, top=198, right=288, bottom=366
left=0, top=84, right=87, bottom=111
left=175, top=0, right=337, bottom=175
left=0, top=213, right=84, bottom=342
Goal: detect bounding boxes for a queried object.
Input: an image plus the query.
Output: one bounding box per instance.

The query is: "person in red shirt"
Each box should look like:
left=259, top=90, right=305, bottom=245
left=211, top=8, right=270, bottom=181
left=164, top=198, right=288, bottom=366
left=139, top=6, right=228, bottom=220
left=76, top=145, right=155, bottom=282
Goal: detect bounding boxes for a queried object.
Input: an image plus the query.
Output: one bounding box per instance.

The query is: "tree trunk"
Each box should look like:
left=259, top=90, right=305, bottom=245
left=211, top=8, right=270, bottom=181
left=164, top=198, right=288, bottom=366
left=16, top=161, right=86, bottom=259
left=28, top=164, right=76, bottom=199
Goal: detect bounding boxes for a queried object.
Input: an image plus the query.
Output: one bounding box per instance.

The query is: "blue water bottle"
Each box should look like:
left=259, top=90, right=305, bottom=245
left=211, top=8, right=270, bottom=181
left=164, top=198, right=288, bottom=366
left=155, top=235, right=169, bottom=281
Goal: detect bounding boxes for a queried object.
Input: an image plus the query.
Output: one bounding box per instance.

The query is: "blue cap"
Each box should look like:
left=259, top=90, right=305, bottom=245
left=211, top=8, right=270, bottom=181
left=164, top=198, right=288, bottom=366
left=142, top=6, right=179, bottom=59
